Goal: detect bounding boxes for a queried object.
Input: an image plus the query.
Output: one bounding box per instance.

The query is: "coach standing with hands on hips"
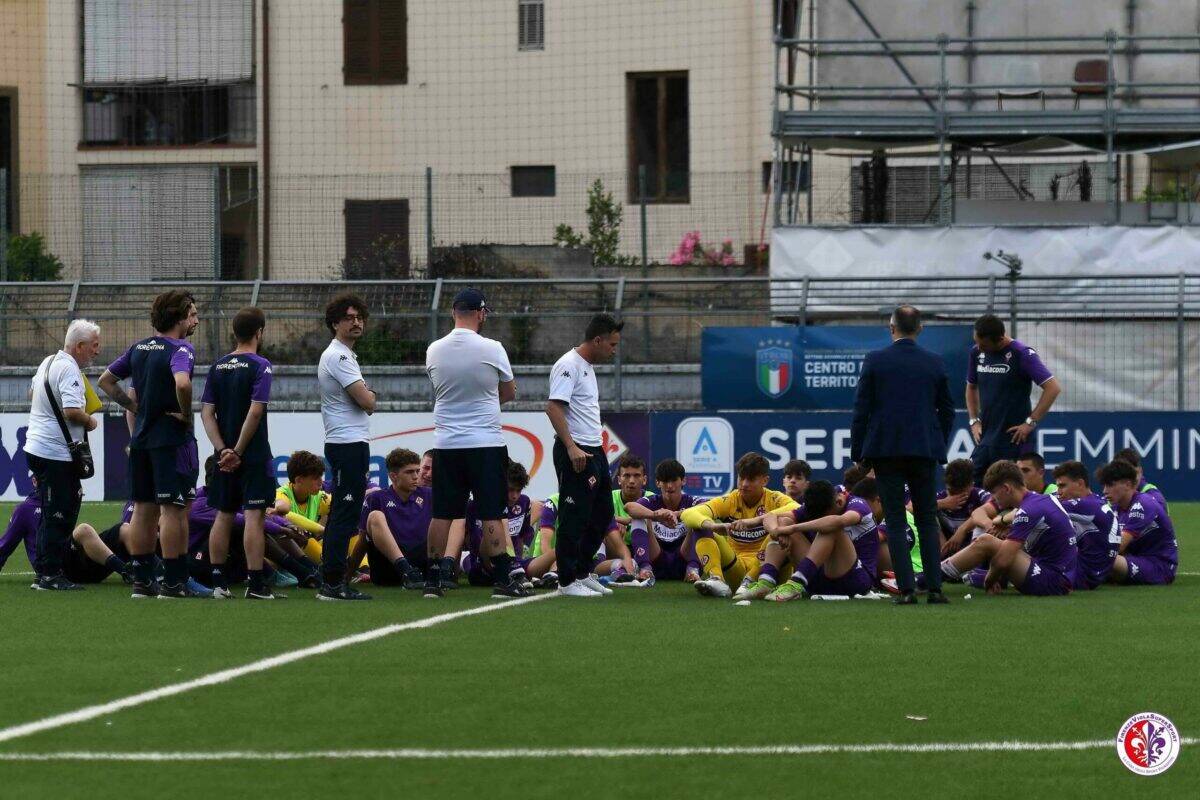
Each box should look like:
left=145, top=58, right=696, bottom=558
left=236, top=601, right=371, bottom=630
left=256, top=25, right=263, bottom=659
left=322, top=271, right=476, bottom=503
left=851, top=305, right=955, bottom=605
left=423, top=288, right=527, bottom=599
left=24, top=320, right=103, bottom=590
left=966, top=314, right=1061, bottom=484
left=546, top=313, right=623, bottom=597
left=317, top=293, right=376, bottom=601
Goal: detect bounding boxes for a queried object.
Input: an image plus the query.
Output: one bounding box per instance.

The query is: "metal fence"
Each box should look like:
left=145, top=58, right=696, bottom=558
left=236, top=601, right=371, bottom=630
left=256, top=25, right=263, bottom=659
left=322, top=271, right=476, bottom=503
left=1, top=274, right=1198, bottom=411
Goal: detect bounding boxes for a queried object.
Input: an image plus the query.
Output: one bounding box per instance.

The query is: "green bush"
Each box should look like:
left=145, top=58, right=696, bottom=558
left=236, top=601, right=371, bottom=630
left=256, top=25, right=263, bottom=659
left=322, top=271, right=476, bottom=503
left=4, top=232, right=63, bottom=281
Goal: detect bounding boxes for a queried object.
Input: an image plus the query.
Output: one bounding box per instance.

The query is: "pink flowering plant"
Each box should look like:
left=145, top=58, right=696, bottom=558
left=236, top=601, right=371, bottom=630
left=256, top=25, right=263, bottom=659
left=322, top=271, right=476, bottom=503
left=667, top=231, right=737, bottom=266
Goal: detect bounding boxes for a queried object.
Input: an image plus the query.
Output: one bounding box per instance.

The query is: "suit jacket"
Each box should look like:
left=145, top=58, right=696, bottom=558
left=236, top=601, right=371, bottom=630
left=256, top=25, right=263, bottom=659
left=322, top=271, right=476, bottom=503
left=850, top=338, right=956, bottom=464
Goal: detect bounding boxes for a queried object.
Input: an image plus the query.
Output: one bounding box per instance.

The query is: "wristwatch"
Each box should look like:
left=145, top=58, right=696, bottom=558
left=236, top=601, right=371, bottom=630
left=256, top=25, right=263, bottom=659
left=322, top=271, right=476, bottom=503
left=968, top=417, right=980, bottom=426
left=1025, top=417, right=1037, bottom=428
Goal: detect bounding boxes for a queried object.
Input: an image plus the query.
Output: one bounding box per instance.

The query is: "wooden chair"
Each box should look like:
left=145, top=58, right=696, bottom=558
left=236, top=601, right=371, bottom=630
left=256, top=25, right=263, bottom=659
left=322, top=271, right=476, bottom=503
left=1072, top=59, right=1109, bottom=108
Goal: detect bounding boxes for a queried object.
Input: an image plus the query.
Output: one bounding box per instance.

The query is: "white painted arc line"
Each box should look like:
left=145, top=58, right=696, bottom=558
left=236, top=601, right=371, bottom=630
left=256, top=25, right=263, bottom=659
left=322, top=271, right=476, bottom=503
left=0, top=738, right=1196, bottom=761
left=0, top=593, right=554, bottom=745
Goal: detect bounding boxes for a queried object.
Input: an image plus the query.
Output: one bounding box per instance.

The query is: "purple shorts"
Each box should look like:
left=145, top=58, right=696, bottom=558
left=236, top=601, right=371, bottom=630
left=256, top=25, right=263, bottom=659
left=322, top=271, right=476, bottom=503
left=808, top=564, right=872, bottom=597
left=1121, top=555, right=1176, bottom=586
left=649, top=548, right=689, bottom=580
left=1017, top=559, right=1072, bottom=596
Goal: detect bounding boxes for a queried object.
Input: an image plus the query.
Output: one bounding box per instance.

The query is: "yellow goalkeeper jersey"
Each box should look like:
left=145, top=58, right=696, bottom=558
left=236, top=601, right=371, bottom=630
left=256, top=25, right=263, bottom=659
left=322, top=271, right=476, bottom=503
left=681, top=488, right=800, bottom=553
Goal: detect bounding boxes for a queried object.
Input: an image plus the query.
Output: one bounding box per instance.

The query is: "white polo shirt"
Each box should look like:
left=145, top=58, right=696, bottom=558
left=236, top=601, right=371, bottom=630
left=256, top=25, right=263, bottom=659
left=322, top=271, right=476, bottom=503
left=24, top=351, right=87, bottom=462
left=318, top=338, right=370, bottom=444
left=548, top=348, right=602, bottom=447
left=425, top=327, right=514, bottom=449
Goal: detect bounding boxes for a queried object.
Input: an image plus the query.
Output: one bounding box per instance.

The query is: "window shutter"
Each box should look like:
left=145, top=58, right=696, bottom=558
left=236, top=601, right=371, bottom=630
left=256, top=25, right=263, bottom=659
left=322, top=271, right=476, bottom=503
left=377, top=0, right=408, bottom=83
left=345, top=199, right=410, bottom=278
left=343, top=0, right=374, bottom=84
left=519, top=0, right=544, bottom=51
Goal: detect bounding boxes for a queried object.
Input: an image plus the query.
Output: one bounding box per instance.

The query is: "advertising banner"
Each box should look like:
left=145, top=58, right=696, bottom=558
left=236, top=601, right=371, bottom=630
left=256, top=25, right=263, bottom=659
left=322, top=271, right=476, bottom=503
left=651, top=411, right=1200, bottom=500
left=0, top=413, right=107, bottom=501
left=101, top=412, right=650, bottom=502
left=701, top=325, right=973, bottom=410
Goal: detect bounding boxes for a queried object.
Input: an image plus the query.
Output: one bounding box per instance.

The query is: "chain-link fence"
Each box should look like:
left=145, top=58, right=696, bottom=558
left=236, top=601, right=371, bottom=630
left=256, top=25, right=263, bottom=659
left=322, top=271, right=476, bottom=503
left=1, top=274, right=1198, bottom=411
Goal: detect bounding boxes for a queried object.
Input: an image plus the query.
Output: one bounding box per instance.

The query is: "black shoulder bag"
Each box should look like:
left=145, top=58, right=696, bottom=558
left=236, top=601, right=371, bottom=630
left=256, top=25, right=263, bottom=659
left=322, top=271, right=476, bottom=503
left=42, top=357, right=95, bottom=480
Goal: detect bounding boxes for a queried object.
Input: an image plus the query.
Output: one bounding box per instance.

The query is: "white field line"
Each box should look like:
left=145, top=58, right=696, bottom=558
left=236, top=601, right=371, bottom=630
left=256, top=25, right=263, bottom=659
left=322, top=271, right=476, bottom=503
left=1, top=738, right=1197, bottom=762
left=0, top=593, right=554, bottom=746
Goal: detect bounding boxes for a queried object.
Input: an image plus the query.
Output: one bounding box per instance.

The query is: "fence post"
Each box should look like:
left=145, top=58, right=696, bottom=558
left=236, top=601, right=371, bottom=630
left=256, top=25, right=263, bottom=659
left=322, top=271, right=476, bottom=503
left=429, top=278, right=443, bottom=406
left=614, top=277, right=626, bottom=411
left=798, top=277, right=810, bottom=328
left=1008, top=271, right=1018, bottom=339
left=425, top=166, right=434, bottom=273
left=986, top=275, right=996, bottom=313
left=638, top=164, right=650, bottom=362
left=1178, top=272, right=1186, bottom=411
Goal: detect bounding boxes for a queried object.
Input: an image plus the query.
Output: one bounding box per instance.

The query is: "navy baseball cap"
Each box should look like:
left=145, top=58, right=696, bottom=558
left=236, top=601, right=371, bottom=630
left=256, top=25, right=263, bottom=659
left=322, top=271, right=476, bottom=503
left=452, top=288, right=489, bottom=312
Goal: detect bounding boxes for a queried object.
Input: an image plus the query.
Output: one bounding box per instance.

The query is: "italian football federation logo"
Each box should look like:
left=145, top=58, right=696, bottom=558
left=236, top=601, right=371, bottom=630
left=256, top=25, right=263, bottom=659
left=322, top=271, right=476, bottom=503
left=1117, top=712, right=1180, bottom=775
left=756, top=340, right=792, bottom=398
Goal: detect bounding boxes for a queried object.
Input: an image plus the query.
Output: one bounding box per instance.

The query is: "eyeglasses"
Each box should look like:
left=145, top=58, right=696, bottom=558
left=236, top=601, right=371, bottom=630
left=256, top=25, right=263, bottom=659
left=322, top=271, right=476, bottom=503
left=342, top=313, right=365, bottom=323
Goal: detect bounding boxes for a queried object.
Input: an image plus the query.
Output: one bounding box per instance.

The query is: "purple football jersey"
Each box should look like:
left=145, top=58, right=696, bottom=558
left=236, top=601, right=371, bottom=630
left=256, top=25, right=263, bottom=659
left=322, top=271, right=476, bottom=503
left=1116, top=492, right=1179, bottom=566
left=1061, top=493, right=1118, bottom=588
left=466, top=494, right=533, bottom=558
left=0, top=494, right=40, bottom=570
left=843, top=495, right=880, bottom=578
left=936, top=486, right=992, bottom=530
left=359, top=485, right=432, bottom=550
left=633, top=493, right=701, bottom=550
left=1006, top=491, right=1078, bottom=579
left=966, top=339, right=1053, bottom=445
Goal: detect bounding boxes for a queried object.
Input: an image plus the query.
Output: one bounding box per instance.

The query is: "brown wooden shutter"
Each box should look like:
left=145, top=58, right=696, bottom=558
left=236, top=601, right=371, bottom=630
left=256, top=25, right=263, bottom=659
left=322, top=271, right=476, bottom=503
left=343, top=0, right=373, bottom=84
left=377, top=0, right=408, bottom=84
left=344, top=0, right=406, bottom=85
left=345, top=199, right=410, bottom=278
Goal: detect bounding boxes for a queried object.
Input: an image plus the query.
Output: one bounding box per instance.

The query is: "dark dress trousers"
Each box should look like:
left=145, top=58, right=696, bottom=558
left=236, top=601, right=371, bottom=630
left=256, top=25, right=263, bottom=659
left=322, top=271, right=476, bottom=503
left=851, top=338, right=956, bottom=593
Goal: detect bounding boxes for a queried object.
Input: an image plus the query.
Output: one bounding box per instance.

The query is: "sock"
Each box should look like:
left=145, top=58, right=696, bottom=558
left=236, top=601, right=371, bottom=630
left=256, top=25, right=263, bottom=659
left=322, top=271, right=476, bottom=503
left=105, top=554, right=127, bottom=576
left=163, top=556, right=186, bottom=586
left=630, top=527, right=652, bottom=568
left=439, top=556, right=456, bottom=578
left=940, top=559, right=962, bottom=580
left=759, top=563, right=779, bottom=585
left=693, top=536, right=724, bottom=581
left=794, top=557, right=819, bottom=587
left=491, top=553, right=514, bottom=584
left=131, top=556, right=154, bottom=584
left=322, top=568, right=344, bottom=587
left=393, top=556, right=411, bottom=575
left=686, top=559, right=700, bottom=573
left=210, top=563, right=229, bottom=589
left=248, top=569, right=266, bottom=591
left=425, top=560, right=442, bottom=587
left=610, top=562, right=627, bottom=579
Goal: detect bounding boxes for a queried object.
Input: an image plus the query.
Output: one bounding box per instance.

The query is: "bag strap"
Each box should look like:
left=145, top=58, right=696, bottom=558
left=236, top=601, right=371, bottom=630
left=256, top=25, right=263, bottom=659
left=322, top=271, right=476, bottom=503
left=42, top=354, right=83, bottom=447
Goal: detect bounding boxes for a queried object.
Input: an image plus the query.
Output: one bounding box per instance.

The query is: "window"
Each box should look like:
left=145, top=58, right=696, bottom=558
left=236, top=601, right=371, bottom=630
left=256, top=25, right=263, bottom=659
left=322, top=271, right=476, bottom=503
left=344, top=199, right=411, bottom=278
left=82, top=84, right=256, bottom=147
left=762, top=160, right=809, bottom=193
left=511, top=165, right=555, bottom=197
left=626, top=72, right=689, bottom=203
left=519, top=0, right=544, bottom=51
left=0, top=93, right=14, bottom=234
left=344, top=0, right=408, bottom=85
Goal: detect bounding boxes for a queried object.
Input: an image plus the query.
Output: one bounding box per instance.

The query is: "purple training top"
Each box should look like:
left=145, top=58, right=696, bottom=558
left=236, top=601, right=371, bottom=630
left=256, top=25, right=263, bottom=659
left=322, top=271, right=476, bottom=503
left=843, top=495, right=880, bottom=578
left=1006, top=491, right=1078, bottom=579
left=0, top=493, right=40, bottom=571
left=632, top=493, right=701, bottom=551
left=188, top=487, right=290, bottom=549
left=966, top=339, right=1053, bottom=445
left=1116, top=492, right=1179, bottom=567
left=467, top=494, right=532, bottom=558
left=936, top=486, right=991, bottom=530
left=1061, top=493, right=1118, bottom=588
left=359, top=485, right=432, bottom=550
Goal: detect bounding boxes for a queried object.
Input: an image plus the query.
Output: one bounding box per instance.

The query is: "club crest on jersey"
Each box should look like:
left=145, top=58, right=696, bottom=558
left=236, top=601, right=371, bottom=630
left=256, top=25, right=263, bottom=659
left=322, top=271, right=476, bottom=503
left=587, top=475, right=597, bottom=488
left=756, top=341, right=792, bottom=398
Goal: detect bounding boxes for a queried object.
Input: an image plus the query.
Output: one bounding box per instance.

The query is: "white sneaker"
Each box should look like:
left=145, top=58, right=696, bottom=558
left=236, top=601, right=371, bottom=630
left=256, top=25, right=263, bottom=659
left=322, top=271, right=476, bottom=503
left=558, top=581, right=601, bottom=597
left=579, top=574, right=614, bottom=596
left=695, top=576, right=732, bottom=598
left=732, top=576, right=754, bottom=601
left=211, top=586, right=234, bottom=600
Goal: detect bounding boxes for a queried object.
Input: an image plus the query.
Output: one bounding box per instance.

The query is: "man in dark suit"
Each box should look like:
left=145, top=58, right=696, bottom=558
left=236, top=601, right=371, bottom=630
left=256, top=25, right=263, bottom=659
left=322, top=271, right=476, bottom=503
left=851, top=305, right=956, bottom=605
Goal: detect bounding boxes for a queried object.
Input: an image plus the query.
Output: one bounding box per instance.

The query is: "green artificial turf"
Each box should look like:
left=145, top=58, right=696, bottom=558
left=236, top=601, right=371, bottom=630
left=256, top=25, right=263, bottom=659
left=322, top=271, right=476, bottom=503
left=0, top=501, right=1196, bottom=799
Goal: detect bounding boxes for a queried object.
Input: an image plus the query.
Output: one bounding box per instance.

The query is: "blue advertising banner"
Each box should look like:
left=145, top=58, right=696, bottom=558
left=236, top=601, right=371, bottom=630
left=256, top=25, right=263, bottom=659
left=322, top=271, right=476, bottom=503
left=650, top=411, right=1200, bottom=501
left=701, top=325, right=974, bottom=410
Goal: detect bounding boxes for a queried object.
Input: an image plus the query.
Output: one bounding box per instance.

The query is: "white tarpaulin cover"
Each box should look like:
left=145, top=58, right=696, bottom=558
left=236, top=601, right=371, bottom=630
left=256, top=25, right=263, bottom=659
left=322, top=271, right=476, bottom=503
left=771, top=225, right=1200, bottom=278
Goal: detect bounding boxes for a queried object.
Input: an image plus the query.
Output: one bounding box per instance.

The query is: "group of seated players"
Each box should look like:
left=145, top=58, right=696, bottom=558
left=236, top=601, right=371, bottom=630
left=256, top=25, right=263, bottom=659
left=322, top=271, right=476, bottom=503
left=0, top=443, right=1179, bottom=601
